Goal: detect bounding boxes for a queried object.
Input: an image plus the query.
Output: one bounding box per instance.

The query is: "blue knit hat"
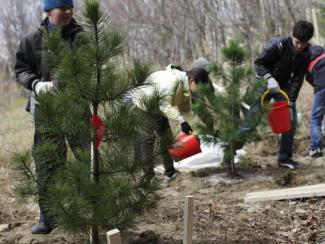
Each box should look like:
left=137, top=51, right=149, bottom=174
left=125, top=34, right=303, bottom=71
left=43, top=0, right=74, bottom=12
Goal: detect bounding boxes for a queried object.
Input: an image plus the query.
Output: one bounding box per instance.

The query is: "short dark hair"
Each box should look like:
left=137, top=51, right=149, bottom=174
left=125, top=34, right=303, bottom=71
left=292, top=20, right=314, bottom=42
left=187, top=67, right=214, bottom=92
left=187, top=68, right=210, bottom=85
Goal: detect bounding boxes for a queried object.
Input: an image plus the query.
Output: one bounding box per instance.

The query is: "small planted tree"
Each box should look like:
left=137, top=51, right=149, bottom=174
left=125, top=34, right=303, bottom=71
left=11, top=0, right=161, bottom=243
left=192, top=40, right=264, bottom=177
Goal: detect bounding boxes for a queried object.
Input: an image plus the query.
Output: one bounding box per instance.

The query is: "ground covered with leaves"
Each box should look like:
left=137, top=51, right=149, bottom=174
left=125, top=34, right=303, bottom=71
left=1, top=145, right=325, bottom=243
left=1, top=85, right=325, bottom=243
left=125, top=150, right=325, bottom=244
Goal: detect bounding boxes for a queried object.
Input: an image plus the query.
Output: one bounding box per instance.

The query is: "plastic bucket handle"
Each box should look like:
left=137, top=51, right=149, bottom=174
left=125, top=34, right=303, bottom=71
left=260, top=89, right=289, bottom=107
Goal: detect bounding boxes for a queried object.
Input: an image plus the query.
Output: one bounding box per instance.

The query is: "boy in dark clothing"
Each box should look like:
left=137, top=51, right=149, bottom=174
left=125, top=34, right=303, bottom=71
left=225, top=20, right=314, bottom=170
left=305, top=45, right=325, bottom=158
left=15, top=0, right=89, bottom=234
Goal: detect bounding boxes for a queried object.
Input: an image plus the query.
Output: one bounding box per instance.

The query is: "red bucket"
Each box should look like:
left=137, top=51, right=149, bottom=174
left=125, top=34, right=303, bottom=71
left=169, top=133, right=202, bottom=161
left=268, top=100, right=291, bottom=133
left=261, top=90, right=291, bottom=134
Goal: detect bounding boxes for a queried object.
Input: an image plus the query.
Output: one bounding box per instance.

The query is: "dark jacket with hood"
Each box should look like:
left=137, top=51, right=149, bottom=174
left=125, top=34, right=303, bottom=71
left=254, top=36, right=311, bottom=103
left=305, top=45, right=325, bottom=93
left=15, top=17, right=81, bottom=112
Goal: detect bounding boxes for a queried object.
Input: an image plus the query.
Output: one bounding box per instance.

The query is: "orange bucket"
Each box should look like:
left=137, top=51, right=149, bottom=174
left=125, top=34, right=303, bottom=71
left=169, top=133, right=202, bottom=161
left=261, top=90, right=291, bottom=134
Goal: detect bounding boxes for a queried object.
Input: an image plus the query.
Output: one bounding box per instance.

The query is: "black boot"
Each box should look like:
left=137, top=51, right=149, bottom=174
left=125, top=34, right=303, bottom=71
left=31, top=212, right=52, bottom=234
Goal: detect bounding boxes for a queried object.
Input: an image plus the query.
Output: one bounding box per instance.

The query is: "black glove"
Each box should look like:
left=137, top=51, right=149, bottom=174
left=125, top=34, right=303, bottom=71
left=181, top=121, right=193, bottom=134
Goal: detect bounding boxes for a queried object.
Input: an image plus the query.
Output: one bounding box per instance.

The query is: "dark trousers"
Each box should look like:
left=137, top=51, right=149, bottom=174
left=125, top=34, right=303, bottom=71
left=134, top=112, right=175, bottom=177
left=223, top=83, right=297, bottom=163
left=33, top=114, right=90, bottom=223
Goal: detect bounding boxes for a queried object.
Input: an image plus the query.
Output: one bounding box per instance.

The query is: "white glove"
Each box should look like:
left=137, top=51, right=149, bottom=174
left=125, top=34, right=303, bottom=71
left=34, top=81, right=54, bottom=94
left=267, top=77, right=280, bottom=94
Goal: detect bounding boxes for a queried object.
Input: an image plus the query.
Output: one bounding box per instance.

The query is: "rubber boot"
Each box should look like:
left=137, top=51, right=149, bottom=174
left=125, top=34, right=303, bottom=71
left=31, top=211, right=52, bottom=234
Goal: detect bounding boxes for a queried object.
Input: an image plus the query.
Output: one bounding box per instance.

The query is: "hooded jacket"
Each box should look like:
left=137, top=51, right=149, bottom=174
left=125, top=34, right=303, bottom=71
left=132, top=65, right=192, bottom=123
left=254, top=36, right=311, bottom=103
left=15, top=17, right=81, bottom=112
left=305, top=45, right=325, bottom=93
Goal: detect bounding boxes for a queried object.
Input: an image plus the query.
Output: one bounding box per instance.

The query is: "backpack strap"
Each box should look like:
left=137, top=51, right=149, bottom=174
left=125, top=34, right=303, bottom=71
left=308, top=53, right=325, bottom=73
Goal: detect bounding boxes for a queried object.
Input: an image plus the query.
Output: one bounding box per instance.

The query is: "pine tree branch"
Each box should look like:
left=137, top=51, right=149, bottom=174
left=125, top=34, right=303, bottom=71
left=99, top=169, right=134, bottom=175
left=71, top=65, right=90, bottom=101
left=20, top=159, right=38, bottom=184
left=58, top=201, right=73, bottom=220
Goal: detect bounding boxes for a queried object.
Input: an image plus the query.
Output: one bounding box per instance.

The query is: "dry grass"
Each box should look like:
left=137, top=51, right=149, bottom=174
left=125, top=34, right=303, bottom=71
left=0, top=81, right=25, bottom=111
left=0, top=99, right=33, bottom=163
left=0, top=82, right=34, bottom=224
left=0, top=80, right=323, bottom=243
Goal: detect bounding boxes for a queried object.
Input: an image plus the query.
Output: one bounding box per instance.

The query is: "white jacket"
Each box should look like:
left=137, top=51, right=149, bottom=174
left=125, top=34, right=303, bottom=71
left=133, top=66, right=192, bottom=123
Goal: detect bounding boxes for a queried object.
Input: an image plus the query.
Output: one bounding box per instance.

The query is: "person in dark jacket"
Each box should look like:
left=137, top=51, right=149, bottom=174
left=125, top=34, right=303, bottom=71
left=305, top=45, right=325, bottom=158
left=15, top=0, right=89, bottom=235
left=223, top=20, right=314, bottom=170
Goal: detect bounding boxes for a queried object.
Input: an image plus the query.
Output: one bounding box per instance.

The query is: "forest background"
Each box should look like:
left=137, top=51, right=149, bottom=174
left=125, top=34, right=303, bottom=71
left=0, top=0, right=325, bottom=78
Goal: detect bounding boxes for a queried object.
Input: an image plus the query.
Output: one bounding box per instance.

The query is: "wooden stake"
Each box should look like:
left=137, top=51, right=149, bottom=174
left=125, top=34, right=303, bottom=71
left=183, top=196, right=194, bottom=244
left=244, top=183, right=325, bottom=203
left=106, top=229, right=122, bottom=244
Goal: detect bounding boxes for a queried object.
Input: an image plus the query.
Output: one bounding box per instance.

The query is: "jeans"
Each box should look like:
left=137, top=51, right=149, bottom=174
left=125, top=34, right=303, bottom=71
left=223, top=85, right=297, bottom=163
left=310, top=88, right=325, bottom=150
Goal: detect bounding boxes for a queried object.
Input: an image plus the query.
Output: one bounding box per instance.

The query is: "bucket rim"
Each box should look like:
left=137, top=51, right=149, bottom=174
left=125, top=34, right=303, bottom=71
left=271, top=100, right=289, bottom=110
left=261, top=89, right=289, bottom=107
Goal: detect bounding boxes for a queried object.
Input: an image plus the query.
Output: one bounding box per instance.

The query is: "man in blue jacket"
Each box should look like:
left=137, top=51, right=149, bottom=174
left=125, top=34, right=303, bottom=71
left=306, top=45, right=325, bottom=158
left=224, top=20, right=314, bottom=170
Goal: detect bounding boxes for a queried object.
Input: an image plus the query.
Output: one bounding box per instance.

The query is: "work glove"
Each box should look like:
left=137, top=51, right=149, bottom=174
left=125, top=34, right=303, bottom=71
left=267, top=77, right=280, bottom=94
left=181, top=121, right=193, bottom=134
left=34, top=81, right=54, bottom=95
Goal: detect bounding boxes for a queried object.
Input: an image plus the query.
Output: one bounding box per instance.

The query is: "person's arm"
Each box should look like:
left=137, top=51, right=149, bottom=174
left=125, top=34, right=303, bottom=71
left=287, top=62, right=308, bottom=104
left=254, top=39, right=283, bottom=80
left=160, top=96, right=189, bottom=123
left=305, top=72, right=313, bottom=87
left=15, top=34, right=54, bottom=94
left=15, top=36, right=40, bottom=91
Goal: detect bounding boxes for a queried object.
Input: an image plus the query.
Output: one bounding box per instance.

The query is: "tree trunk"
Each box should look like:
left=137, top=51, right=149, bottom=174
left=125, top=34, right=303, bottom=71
left=312, top=8, right=321, bottom=45
left=259, top=0, right=267, bottom=44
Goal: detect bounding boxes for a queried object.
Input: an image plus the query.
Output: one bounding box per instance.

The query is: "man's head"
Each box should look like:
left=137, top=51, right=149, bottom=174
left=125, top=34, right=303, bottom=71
left=191, top=57, right=211, bottom=73
left=291, top=20, right=314, bottom=52
left=43, top=0, right=74, bottom=27
left=186, top=68, right=211, bottom=93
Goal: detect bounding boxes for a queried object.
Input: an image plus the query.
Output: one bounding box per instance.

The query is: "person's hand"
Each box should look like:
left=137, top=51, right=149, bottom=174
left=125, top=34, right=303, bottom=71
left=214, top=129, right=219, bottom=138
left=267, top=77, right=280, bottom=94
left=34, top=81, right=54, bottom=94
left=181, top=121, right=193, bottom=134
left=288, top=101, right=295, bottom=107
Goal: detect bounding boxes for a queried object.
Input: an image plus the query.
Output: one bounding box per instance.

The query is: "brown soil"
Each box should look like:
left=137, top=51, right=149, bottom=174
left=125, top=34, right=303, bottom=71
left=1, top=83, right=325, bottom=243
left=1, top=146, right=325, bottom=243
